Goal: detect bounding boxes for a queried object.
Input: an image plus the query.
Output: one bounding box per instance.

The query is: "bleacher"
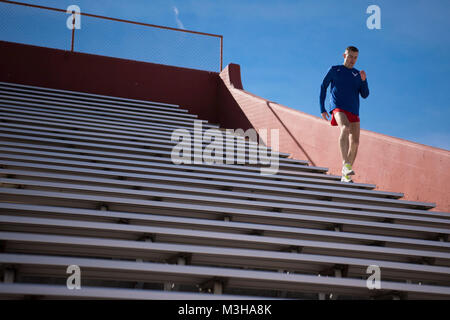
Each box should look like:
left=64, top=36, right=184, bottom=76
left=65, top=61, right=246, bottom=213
left=0, top=81, right=449, bottom=300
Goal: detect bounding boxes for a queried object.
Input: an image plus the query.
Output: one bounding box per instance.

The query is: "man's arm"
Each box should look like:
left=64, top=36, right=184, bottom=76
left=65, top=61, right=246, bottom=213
left=359, top=70, right=369, bottom=98
left=320, top=67, right=333, bottom=114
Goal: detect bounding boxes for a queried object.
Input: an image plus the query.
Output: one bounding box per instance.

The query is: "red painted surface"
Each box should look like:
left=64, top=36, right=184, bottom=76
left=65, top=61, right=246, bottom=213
left=0, top=40, right=220, bottom=124
left=0, top=40, right=255, bottom=144
left=217, top=64, right=254, bottom=132
left=1, top=41, right=448, bottom=211
left=219, top=63, right=450, bottom=212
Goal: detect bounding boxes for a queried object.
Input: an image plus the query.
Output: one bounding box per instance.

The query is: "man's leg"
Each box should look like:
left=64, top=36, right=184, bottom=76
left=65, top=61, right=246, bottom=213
left=334, top=112, right=351, bottom=165
left=348, top=121, right=360, bottom=166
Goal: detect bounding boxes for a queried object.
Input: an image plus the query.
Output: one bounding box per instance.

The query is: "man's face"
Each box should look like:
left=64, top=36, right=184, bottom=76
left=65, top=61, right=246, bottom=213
left=343, top=50, right=358, bottom=68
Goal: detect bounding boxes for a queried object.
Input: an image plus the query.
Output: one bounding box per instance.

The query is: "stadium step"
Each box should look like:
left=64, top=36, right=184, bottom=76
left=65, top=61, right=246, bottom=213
left=0, top=81, right=448, bottom=300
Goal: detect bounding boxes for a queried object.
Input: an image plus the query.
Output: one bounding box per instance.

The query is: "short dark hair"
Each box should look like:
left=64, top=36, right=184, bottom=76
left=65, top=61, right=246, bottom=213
left=346, top=46, right=359, bottom=52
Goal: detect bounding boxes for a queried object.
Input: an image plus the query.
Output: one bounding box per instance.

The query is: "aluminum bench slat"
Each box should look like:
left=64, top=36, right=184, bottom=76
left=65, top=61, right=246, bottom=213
left=0, top=113, right=261, bottom=150
left=0, top=157, right=431, bottom=209
left=0, top=90, right=197, bottom=119
left=1, top=215, right=448, bottom=264
left=0, top=95, right=206, bottom=127
left=0, top=133, right=310, bottom=171
left=0, top=144, right=331, bottom=183
left=1, top=188, right=448, bottom=239
left=0, top=143, right=312, bottom=180
left=0, top=81, right=185, bottom=111
left=0, top=103, right=218, bottom=130
left=1, top=254, right=449, bottom=299
left=0, top=232, right=448, bottom=283
left=1, top=168, right=429, bottom=219
left=0, top=172, right=444, bottom=224
left=0, top=155, right=360, bottom=197
left=2, top=104, right=290, bottom=158
left=0, top=154, right=397, bottom=200
left=0, top=123, right=286, bottom=161
left=0, top=156, right=361, bottom=198
left=1, top=177, right=441, bottom=226
left=0, top=106, right=218, bottom=138
left=0, top=283, right=266, bottom=300
left=1, top=202, right=447, bottom=252
left=1, top=115, right=292, bottom=158
left=0, top=107, right=310, bottom=171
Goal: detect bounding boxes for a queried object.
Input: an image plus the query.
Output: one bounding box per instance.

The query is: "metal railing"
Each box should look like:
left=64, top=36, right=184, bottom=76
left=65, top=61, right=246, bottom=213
left=0, top=0, right=223, bottom=71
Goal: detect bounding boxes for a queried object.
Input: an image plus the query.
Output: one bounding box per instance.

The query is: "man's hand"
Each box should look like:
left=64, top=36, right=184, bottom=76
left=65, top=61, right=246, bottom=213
left=321, top=112, right=330, bottom=121
left=360, top=70, right=367, bottom=81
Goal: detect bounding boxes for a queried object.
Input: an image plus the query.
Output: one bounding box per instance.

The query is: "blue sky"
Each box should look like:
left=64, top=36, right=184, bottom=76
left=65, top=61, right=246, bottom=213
left=1, top=0, right=449, bottom=150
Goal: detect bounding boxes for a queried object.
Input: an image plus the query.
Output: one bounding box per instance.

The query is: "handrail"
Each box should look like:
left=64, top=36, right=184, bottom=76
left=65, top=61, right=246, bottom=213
left=0, top=0, right=223, bottom=71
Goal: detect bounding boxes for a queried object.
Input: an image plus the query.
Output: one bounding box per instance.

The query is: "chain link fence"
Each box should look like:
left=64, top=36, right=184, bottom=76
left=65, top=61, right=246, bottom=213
left=0, top=0, right=223, bottom=72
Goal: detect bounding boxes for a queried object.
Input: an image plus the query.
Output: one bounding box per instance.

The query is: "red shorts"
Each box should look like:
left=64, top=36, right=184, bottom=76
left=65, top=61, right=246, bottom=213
left=330, top=108, right=360, bottom=126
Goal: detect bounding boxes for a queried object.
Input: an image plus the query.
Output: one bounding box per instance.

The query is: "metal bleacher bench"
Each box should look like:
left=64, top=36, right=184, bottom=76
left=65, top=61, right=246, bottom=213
left=0, top=81, right=449, bottom=300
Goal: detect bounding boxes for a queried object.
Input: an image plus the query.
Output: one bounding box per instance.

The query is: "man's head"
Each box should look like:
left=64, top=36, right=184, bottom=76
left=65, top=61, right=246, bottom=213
left=343, top=46, right=359, bottom=69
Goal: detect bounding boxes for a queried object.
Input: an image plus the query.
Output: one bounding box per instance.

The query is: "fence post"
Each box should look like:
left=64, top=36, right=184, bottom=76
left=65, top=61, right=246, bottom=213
left=220, top=36, right=223, bottom=71
left=71, top=10, right=75, bottom=52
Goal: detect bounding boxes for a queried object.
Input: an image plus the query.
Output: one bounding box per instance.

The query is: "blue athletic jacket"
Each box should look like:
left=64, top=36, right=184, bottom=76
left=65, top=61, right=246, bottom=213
left=319, top=65, right=370, bottom=116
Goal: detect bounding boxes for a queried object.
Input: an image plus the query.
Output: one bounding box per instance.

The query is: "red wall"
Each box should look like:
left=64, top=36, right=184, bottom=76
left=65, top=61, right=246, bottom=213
left=0, top=40, right=220, bottom=124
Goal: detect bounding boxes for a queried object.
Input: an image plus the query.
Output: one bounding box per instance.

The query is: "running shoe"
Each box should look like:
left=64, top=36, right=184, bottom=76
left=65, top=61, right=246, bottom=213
left=341, top=174, right=353, bottom=183
left=342, top=163, right=355, bottom=176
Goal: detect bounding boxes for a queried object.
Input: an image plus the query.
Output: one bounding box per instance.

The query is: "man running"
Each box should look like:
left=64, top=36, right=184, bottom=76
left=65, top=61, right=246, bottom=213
left=319, top=46, right=370, bottom=182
